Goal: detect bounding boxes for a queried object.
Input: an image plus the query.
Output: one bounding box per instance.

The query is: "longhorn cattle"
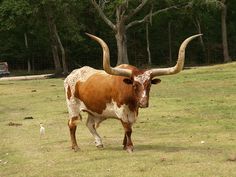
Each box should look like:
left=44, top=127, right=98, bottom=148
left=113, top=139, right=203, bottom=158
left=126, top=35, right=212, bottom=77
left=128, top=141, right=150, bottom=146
left=64, top=33, right=202, bottom=152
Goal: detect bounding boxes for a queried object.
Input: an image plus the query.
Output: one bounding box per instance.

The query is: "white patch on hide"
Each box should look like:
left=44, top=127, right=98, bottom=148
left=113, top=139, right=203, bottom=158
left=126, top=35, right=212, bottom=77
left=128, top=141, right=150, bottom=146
left=102, top=100, right=137, bottom=123
left=134, top=70, right=152, bottom=84
left=141, top=90, right=147, bottom=98
left=64, top=66, right=106, bottom=97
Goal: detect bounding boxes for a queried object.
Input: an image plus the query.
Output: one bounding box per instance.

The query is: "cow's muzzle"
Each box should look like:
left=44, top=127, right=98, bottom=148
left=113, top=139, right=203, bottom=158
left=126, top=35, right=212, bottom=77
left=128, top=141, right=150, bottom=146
left=139, top=98, right=149, bottom=108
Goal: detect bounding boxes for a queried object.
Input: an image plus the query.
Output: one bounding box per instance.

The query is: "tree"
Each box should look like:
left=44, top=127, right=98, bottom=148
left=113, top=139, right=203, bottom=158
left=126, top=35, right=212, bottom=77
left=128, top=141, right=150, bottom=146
left=91, top=0, right=180, bottom=65
left=0, top=0, right=70, bottom=74
left=146, top=21, right=152, bottom=65
left=43, top=3, right=63, bottom=74
left=0, top=0, right=33, bottom=71
left=42, top=0, right=69, bottom=74
left=188, top=0, right=231, bottom=63
left=0, top=0, right=234, bottom=72
left=219, top=0, right=231, bottom=62
left=41, top=0, right=86, bottom=74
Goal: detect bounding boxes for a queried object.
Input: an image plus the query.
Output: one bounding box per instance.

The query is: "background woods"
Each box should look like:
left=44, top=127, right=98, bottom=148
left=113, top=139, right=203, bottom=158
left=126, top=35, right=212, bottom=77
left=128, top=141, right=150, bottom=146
left=0, top=0, right=235, bottom=74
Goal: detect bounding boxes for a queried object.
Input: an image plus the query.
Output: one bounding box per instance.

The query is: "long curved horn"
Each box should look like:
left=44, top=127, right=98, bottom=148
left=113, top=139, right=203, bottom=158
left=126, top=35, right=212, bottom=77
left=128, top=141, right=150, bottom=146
left=150, top=34, right=203, bottom=77
left=86, top=33, right=132, bottom=77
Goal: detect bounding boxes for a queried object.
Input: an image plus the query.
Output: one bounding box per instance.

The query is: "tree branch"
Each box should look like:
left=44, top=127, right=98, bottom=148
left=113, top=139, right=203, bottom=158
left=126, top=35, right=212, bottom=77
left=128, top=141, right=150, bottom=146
left=126, top=0, right=149, bottom=21
left=126, top=5, right=179, bottom=30
left=121, top=0, right=129, bottom=15
left=90, top=0, right=116, bottom=31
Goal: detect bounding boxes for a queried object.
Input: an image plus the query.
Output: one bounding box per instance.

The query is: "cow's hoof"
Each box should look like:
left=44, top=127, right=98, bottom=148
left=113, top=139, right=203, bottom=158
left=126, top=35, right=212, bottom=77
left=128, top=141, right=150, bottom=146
left=126, top=148, right=133, bottom=153
left=124, top=146, right=133, bottom=153
left=96, top=144, right=104, bottom=149
left=72, top=145, right=80, bottom=152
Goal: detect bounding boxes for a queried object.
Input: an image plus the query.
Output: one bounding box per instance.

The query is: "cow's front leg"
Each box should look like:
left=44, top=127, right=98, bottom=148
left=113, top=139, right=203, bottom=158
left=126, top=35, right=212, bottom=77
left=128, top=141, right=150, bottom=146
left=121, top=121, right=133, bottom=153
left=68, top=116, right=80, bottom=152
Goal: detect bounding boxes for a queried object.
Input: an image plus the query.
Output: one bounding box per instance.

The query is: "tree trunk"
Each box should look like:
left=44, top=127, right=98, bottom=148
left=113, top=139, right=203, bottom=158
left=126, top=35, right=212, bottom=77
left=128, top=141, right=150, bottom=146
left=115, top=22, right=129, bottom=65
left=32, top=55, right=35, bottom=72
left=60, top=43, right=68, bottom=74
left=195, top=18, right=208, bottom=63
left=51, top=45, right=62, bottom=74
left=45, top=4, right=63, bottom=74
left=221, top=0, right=231, bottom=62
left=53, top=24, right=68, bottom=74
left=168, top=22, right=172, bottom=65
left=24, top=33, right=31, bottom=73
left=146, top=22, right=151, bottom=65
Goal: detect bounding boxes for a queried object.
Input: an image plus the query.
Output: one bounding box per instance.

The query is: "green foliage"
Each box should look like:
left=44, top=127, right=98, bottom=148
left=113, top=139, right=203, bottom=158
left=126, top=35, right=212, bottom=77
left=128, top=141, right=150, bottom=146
left=0, top=0, right=235, bottom=71
left=0, top=0, right=32, bottom=31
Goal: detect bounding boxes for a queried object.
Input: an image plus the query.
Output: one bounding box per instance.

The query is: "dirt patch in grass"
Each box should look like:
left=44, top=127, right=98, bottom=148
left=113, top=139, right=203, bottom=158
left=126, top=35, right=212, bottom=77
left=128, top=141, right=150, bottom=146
left=7, top=122, right=22, bottom=126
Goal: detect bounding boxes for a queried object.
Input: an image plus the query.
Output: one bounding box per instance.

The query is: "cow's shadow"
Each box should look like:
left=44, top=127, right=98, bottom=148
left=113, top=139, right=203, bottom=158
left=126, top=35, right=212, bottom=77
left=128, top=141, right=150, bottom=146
left=135, top=144, right=187, bottom=152
left=106, top=144, right=188, bottom=153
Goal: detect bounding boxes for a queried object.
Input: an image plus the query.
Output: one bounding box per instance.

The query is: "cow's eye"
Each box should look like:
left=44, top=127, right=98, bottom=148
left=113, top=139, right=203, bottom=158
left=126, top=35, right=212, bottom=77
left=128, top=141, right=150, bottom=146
left=123, top=78, right=133, bottom=85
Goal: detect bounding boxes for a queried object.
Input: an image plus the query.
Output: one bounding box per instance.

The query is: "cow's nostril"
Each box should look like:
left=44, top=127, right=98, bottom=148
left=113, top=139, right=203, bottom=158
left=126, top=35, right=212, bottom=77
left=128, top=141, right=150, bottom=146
left=139, top=99, right=149, bottom=108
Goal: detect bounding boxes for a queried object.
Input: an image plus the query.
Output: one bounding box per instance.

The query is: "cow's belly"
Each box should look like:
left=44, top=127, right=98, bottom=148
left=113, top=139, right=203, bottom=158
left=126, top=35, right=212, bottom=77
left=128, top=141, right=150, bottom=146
left=78, top=99, right=137, bottom=124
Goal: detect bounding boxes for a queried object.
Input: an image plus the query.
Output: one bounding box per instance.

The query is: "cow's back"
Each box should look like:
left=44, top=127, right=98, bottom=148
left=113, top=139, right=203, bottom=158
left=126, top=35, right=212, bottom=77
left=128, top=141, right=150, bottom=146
left=65, top=66, right=100, bottom=88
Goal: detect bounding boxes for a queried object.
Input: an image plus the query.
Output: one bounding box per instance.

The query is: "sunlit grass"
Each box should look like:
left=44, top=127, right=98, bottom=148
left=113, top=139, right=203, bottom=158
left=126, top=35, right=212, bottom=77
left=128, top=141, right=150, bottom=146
left=0, top=62, right=236, bottom=177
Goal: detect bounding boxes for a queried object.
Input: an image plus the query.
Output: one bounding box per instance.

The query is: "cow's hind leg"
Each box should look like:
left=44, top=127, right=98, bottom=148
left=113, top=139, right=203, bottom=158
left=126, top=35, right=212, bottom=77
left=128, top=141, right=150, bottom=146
left=68, top=115, right=81, bottom=152
left=121, top=121, right=133, bottom=153
left=86, top=114, right=103, bottom=148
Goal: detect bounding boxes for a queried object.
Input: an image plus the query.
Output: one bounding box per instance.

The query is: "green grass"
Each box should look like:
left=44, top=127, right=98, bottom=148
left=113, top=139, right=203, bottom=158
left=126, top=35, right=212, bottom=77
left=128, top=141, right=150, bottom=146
left=0, top=62, right=236, bottom=177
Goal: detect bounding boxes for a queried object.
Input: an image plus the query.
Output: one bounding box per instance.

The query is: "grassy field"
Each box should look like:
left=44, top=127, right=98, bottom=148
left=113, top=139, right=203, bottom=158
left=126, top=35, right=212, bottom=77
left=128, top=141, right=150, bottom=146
left=0, top=62, right=236, bottom=177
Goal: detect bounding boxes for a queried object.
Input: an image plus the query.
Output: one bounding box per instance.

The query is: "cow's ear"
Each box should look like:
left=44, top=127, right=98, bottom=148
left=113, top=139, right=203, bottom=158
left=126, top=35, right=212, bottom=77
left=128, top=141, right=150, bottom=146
left=151, top=78, right=161, bottom=84
left=123, top=78, right=133, bottom=85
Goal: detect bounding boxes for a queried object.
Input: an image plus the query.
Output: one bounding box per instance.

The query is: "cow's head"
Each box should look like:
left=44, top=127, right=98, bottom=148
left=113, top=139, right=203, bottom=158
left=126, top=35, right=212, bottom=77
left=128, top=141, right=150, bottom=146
left=86, top=33, right=202, bottom=108
left=121, top=69, right=160, bottom=108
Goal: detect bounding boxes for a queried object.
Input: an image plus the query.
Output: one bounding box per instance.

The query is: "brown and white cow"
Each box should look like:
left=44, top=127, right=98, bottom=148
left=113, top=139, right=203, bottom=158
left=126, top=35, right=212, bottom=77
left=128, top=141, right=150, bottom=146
left=64, top=33, right=202, bottom=152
